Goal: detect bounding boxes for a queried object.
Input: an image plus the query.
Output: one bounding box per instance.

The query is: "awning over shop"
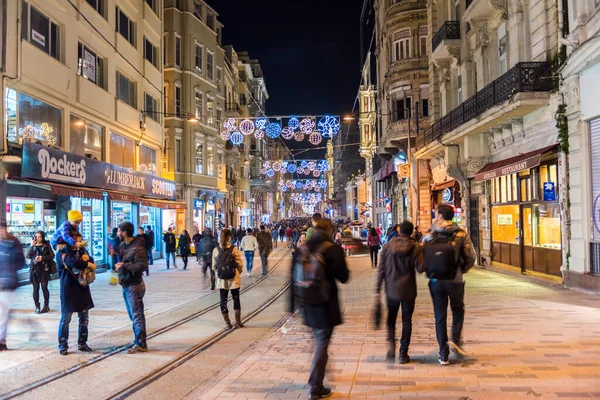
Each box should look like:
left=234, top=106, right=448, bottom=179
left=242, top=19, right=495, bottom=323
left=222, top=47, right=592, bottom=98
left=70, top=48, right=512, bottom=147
left=474, top=144, right=558, bottom=182
left=376, top=159, right=398, bottom=182
left=431, top=179, right=456, bottom=191
left=108, top=191, right=140, bottom=203
left=140, top=199, right=187, bottom=210
left=50, top=183, right=104, bottom=200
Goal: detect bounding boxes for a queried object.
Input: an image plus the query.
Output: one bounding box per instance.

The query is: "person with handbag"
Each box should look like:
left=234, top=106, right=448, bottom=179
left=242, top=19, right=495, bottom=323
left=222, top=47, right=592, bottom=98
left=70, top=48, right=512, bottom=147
left=27, top=231, right=54, bottom=314
left=367, top=227, right=383, bottom=268
left=178, top=230, right=192, bottom=270
left=56, top=233, right=96, bottom=355
left=212, top=229, right=244, bottom=329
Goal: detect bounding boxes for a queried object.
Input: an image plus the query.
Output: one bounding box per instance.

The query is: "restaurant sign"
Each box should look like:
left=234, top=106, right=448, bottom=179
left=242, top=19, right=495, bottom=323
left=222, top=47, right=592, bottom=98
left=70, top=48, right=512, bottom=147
left=474, top=155, right=542, bottom=182
left=21, top=142, right=176, bottom=200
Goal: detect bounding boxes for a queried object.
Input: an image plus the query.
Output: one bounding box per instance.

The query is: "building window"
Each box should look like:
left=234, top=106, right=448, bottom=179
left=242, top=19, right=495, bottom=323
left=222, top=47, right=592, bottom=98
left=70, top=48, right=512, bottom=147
left=498, top=23, right=507, bottom=75
left=422, top=98, right=429, bottom=117
left=395, top=97, right=412, bottom=120
left=77, top=43, right=105, bottom=88
left=206, top=13, right=214, bottom=31
left=163, top=83, right=168, bottom=114
left=110, top=132, right=134, bottom=169
left=240, top=93, right=246, bottom=105
left=207, top=146, right=214, bottom=176
left=139, top=145, right=157, bottom=175
left=144, top=37, right=159, bottom=68
left=457, top=71, right=463, bottom=104
left=195, top=89, right=203, bottom=120
left=217, top=149, right=224, bottom=180
left=216, top=108, right=222, bottom=126
left=145, top=0, right=157, bottom=14
left=115, top=6, right=135, bottom=46
left=392, top=29, right=411, bottom=62
left=175, top=138, right=182, bottom=172
left=206, top=51, right=214, bottom=80
left=206, top=97, right=214, bottom=125
left=116, top=71, right=136, bottom=107
left=419, top=26, right=427, bottom=57
left=193, top=1, right=203, bottom=19
left=175, top=84, right=182, bottom=117
left=175, top=35, right=181, bottom=67
left=85, top=0, right=104, bottom=17
left=216, top=68, right=223, bottom=93
left=70, top=114, right=103, bottom=160
left=195, top=43, right=203, bottom=73
left=163, top=33, right=168, bottom=66
left=195, top=141, right=203, bottom=174
left=6, top=89, right=63, bottom=146
left=22, top=2, right=60, bottom=60
left=144, top=93, right=159, bottom=123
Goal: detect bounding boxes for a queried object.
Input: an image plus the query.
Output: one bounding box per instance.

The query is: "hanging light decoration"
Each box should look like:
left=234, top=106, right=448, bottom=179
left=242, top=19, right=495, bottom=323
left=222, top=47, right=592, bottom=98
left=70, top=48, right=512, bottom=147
left=255, top=118, right=269, bottom=130
left=300, top=160, right=308, bottom=169
left=318, top=116, right=340, bottom=138
left=317, top=160, right=330, bottom=172
left=220, top=130, right=232, bottom=141
left=266, top=122, right=282, bottom=139
left=260, top=168, right=266, bottom=175
left=285, top=180, right=293, bottom=188
left=309, top=132, right=322, bottom=145
left=223, top=118, right=237, bottom=132
left=281, top=186, right=287, bottom=192
left=307, top=161, right=317, bottom=171
left=313, top=170, right=321, bottom=177
left=272, top=161, right=281, bottom=171
left=230, top=131, right=244, bottom=145
left=288, top=117, right=300, bottom=130
left=300, top=118, right=315, bottom=134
left=287, top=164, right=297, bottom=174
left=239, top=119, right=255, bottom=136
left=281, top=126, right=295, bottom=140
left=264, top=161, right=271, bottom=168
left=254, top=129, right=265, bottom=139
left=297, top=167, right=305, bottom=175
left=294, top=130, right=304, bottom=142
left=266, top=169, right=275, bottom=178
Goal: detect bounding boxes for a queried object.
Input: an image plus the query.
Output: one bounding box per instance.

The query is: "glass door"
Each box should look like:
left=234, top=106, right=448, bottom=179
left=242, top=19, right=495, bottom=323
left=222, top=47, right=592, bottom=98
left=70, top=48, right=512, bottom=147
left=521, top=205, right=533, bottom=273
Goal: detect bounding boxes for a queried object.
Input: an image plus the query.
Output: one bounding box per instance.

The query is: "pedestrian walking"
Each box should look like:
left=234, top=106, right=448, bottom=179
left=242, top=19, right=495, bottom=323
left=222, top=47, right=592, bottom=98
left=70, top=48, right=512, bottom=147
left=386, top=224, right=400, bottom=242
left=115, top=222, right=149, bottom=354
left=178, top=230, right=192, bottom=270
left=240, top=228, right=258, bottom=276
left=285, top=226, right=293, bottom=248
left=56, top=233, right=96, bottom=355
left=418, top=204, right=476, bottom=365
left=163, top=227, right=177, bottom=269
left=200, top=229, right=218, bottom=290
left=279, top=226, right=285, bottom=242
left=367, top=227, right=383, bottom=268
left=107, top=227, right=121, bottom=271
left=136, top=228, right=151, bottom=276
left=271, top=227, right=278, bottom=249
left=290, top=218, right=349, bottom=400
left=27, top=231, right=54, bottom=313
left=192, top=229, right=202, bottom=262
left=0, top=221, right=25, bottom=351
left=375, top=221, right=421, bottom=364
left=236, top=227, right=245, bottom=249
left=305, top=213, right=322, bottom=241
left=256, top=225, right=272, bottom=276
left=212, top=229, right=244, bottom=330
left=145, top=226, right=155, bottom=266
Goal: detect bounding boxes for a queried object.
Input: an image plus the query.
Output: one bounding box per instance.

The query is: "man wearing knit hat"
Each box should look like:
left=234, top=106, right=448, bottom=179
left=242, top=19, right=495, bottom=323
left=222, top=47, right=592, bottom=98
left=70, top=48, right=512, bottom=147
left=50, top=210, right=83, bottom=248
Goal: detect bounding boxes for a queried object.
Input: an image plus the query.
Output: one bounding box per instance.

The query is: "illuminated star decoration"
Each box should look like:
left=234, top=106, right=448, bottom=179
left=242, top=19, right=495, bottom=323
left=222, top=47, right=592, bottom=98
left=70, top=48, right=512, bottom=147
left=224, top=118, right=236, bottom=131
left=300, top=118, right=315, bottom=134
left=220, top=130, right=232, bottom=141
left=239, top=119, right=255, bottom=136
left=255, top=118, right=269, bottom=130
left=309, top=132, right=322, bottom=145
left=318, top=116, right=340, bottom=138
left=288, top=117, right=300, bottom=130
left=281, top=127, right=295, bottom=140
left=544, top=182, right=554, bottom=191
left=230, top=131, right=244, bottom=145
left=266, top=122, right=282, bottom=139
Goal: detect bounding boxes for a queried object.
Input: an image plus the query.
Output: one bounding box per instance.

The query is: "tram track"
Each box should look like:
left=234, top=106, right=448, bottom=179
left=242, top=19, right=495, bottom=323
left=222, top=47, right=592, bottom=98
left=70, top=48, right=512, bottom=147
left=0, top=248, right=291, bottom=400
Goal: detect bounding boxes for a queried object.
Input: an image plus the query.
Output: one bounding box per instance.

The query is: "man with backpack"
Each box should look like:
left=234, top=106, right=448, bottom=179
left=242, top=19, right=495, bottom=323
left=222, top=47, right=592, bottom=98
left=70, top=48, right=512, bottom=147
left=418, top=204, right=476, bottom=365
left=290, top=218, right=349, bottom=400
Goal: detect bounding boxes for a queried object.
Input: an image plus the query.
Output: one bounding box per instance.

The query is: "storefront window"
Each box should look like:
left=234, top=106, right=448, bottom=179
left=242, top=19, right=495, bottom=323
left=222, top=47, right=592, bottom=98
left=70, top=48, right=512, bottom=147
left=532, top=203, right=561, bottom=249
left=163, top=209, right=177, bottom=233
left=111, top=202, right=132, bottom=229
left=538, top=163, right=558, bottom=200
left=110, top=132, right=135, bottom=169
left=6, top=90, right=62, bottom=146
left=139, top=145, right=158, bottom=175
left=70, top=114, right=103, bottom=160
left=71, top=197, right=105, bottom=263
left=139, top=205, right=159, bottom=247
left=196, top=142, right=203, bottom=174
left=491, top=204, right=519, bottom=244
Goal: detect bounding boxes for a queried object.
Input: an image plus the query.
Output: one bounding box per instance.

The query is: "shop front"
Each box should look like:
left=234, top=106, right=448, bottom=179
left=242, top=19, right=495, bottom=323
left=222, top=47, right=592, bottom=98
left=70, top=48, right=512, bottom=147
left=430, top=180, right=462, bottom=224
left=193, top=198, right=205, bottom=233
left=475, top=145, right=562, bottom=276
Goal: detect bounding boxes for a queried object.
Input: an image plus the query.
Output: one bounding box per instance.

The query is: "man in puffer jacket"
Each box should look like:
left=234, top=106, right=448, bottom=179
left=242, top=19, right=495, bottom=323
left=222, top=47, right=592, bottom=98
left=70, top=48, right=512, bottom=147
left=376, top=221, right=422, bottom=364
left=0, top=222, right=25, bottom=350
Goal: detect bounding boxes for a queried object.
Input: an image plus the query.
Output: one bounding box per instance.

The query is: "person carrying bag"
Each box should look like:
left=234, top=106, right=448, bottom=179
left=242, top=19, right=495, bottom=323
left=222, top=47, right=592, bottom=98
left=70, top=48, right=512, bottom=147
left=27, top=231, right=55, bottom=314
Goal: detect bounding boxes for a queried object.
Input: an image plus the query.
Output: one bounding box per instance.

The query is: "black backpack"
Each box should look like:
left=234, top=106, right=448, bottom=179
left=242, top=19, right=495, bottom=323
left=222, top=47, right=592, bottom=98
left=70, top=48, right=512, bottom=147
left=423, top=233, right=458, bottom=280
left=215, top=246, right=237, bottom=280
left=293, top=242, right=332, bottom=305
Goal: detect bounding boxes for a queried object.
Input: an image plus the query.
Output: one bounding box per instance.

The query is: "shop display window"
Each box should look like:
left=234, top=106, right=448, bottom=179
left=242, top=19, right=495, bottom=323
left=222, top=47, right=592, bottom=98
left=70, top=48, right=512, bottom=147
left=532, top=203, right=561, bottom=250
left=163, top=209, right=177, bottom=233
left=111, top=202, right=132, bottom=229
left=491, top=204, right=519, bottom=244
left=6, top=89, right=62, bottom=146
left=70, top=114, right=103, bottom=160
left=538, top=163, right=558, bottom=201
left=71, top=197, right=105, bottom=263
left=139, top=145, right=158, bottom=175
left=110, top=132, right=135, bottom=169
left=139, top=205, right=159, bottom=247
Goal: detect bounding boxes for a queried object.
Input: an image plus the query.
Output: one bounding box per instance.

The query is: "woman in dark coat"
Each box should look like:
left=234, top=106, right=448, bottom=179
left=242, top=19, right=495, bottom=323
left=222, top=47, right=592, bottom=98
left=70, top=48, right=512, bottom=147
left=178, top=230, right=192, bottom=270
left=27, top=231, right=54, bottom=314
left=56, top=239, right=96, bottom=355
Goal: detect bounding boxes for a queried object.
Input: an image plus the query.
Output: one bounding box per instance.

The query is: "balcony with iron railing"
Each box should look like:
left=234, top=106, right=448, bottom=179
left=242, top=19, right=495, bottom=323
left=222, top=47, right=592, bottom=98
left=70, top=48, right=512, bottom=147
left=415, top=62, right=553, bottom=151
left=385, top=0, right=427, bottom=20
left=432, top=21, right=461, bottom=57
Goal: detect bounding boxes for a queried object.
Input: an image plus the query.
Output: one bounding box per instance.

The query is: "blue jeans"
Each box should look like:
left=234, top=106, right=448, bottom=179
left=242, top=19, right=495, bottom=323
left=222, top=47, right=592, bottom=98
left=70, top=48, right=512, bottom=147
left=147, top=249, right=153, bottom=265
left=58, top=310, right=89, bottom=350
left=123, top=282, right=147, bottom=348
left=166, top=251, right=176, bottom=268
left=244, top=251, right=254, bottom=273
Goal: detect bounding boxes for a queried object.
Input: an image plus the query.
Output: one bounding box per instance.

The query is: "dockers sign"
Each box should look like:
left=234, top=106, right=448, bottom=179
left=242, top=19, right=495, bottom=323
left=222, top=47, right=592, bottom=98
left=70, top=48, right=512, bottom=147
left=21, top=142, right=176, bottom=200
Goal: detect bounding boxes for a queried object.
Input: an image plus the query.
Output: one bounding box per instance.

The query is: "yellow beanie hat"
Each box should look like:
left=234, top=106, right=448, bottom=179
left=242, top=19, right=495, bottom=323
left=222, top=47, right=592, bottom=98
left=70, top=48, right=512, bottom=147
left=68, top=210, right=83, bottom=222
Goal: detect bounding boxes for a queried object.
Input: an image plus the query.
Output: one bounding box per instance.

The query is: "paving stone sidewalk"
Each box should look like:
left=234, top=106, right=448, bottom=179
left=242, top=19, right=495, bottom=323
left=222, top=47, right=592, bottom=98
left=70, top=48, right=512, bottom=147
left=195, top=255, right=600, bottom=400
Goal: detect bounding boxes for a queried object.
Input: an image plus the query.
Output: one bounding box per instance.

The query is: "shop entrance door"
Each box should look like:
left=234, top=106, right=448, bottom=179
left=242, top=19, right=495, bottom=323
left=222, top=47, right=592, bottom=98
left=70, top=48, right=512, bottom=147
left=469, top=197, right=480, bottom=264
left=520, top=205, right=533, bottom=273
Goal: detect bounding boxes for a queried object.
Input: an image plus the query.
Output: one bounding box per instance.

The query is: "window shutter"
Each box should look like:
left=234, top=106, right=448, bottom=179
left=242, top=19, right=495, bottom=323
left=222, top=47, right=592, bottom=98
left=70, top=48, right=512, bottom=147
left=591, top=118, right=600, bottom=240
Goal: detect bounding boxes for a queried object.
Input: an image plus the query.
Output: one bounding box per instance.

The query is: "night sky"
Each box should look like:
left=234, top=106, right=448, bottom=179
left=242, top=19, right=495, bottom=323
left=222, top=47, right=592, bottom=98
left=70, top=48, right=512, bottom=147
left=219, top=0, right=363, bottom=117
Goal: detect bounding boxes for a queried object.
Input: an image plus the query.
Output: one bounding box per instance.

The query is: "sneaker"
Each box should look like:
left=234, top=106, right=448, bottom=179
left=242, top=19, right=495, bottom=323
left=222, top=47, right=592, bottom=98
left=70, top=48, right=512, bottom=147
left=0, top=344, right=8, bottom=351
left=78, top=344, right=93, bottom=352
left=449, top=341, right=468, bottom=357
left=309, top=387, right=332, bottom=399
left=40, top=305, right=50, bottom=313
left=59, top=348, right=68, bottom=356
left=438, top=355, right=450, bottom=365
left=399, top=353, right=411, bottom=364
left=127, top=345, right=148, bottom=354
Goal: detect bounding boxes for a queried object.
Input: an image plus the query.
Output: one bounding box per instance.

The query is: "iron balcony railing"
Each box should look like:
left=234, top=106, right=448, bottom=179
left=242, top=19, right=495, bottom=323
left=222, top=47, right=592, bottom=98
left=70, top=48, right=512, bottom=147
left=416, top=62, right=552, bottom=150
left=432, top=21, right=461, bottom=53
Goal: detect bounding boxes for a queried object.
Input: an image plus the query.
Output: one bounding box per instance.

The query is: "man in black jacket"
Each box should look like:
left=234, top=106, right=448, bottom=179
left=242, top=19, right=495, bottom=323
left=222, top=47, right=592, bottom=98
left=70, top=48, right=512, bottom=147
left=376, top=221, right=422, bottom=364
left=145, top=226, right=155, bottom=265
left=163, top=227, right=177, bottom=269
left=116, top=222, right=149, bottom=354
left=290, top=218, right=349, bottom=400
left=137, top=228, right=151, bottom=276
left=0, top=222, right=25, bottom=351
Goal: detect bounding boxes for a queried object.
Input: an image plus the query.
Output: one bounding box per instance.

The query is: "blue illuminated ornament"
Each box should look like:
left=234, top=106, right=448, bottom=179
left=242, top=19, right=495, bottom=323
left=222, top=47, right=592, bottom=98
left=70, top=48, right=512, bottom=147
left=230, top=131, right=243, bottom=145
left=318, top=116, right=340, bottom=138
left=255, top=118, right=269, bottom=130
left=266, top=169, right=275, bottom=178
left=309, top=132, right=322, bottom=145
left=239, top=119, right=255, bottom=136
left=296, top=182, right=303, bottom=189
left=281, top=127, right=295, bottom=140
left=300, top=160, right=308, bottom=169
left=288, top=117, right=300, bottom=130
left=300, top=118, right=315, bottom=134
left=254, top=129, right=265, bottom=139
left=220, top=130, right=232, bottom=141
left=317, top=160, right=329, bottom=172
left=266, top=123, right=281, bottom=139
left=281, top=162, right=288, bottom=172
left=281, top=186, right=287, bottom=192
left=287, top=164, right=297, bottom=174
left=318, top=180, right=327, bottom=188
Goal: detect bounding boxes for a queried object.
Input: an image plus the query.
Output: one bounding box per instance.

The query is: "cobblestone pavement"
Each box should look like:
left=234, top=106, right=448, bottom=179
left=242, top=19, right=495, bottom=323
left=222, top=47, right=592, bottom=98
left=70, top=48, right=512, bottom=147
left=193, top=255, right=600, bottom=400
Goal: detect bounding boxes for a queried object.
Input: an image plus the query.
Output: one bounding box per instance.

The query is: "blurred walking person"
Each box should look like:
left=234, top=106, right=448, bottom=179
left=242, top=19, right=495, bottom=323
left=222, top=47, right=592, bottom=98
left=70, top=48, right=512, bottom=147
left=178, top=230, right=192, bottom=270
left=376, top=221, right=421, bottom=364
left=192, top=229, right=202, bottom=262
left=367, top=227, right=383, bottom=268
left=212, top=229, right=244, bottom=329
left=107, top=227, right=121, bottom=271
left=163, top=227, right=177, bottom=269
left=145, top=226, right=155, bottom=265
left=290, top=219, right=349, bottom=399
left=256, top=225, right=272, bottom=276
left=27, top=231, right=54, bottom=313
left=271, top=226, right=278, bottom=249
left=200, top=229, right=218, bottom=290
left=0, top=222, right=25, bottom=351
left=240, top=228, right=258, bottom=276
left=136, top=228, right=150, bottom=276
left=115, top=222, right=149, bottom=354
